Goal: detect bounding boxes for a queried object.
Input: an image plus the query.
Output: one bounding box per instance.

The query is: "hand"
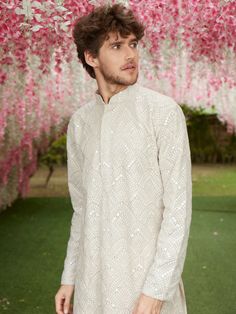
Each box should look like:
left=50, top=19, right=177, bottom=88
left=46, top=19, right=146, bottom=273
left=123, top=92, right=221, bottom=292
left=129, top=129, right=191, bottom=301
left=132, top=293, right=164, bottom=314
left=55, top=284, right=74, bottom=314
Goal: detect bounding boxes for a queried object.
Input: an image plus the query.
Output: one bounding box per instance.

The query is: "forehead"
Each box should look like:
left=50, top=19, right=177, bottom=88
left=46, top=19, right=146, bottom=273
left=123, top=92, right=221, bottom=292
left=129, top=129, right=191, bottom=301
left=104, top=31, right=137, bottom=44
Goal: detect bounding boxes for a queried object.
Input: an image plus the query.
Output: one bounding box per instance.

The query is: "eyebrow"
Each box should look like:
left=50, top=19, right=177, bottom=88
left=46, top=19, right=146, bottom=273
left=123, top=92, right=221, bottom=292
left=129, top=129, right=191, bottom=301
left=109, top=37, right=138, bottom=46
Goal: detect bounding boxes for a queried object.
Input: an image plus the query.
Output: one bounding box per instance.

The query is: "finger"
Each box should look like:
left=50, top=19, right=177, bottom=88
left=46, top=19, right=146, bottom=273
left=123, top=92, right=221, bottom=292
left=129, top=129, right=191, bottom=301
left=69, top=302, right=73, bottom=314
left=55, top=295, right=65, bottom=314
left=63, top=295, right=71, bottom=314
left=153, top=306, right=160, bottom=314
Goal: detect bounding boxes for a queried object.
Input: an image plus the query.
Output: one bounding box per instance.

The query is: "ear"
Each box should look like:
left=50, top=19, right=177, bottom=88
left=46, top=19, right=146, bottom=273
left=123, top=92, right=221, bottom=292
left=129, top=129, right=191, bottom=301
left=84, top=50, right=99, bottom=68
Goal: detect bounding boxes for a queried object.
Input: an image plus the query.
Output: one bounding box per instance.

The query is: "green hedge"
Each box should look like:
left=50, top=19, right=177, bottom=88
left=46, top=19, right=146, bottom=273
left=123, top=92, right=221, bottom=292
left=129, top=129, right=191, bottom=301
left=38, top=134, right=67, bottom=186
left=181, top=104, right=236, bottom=163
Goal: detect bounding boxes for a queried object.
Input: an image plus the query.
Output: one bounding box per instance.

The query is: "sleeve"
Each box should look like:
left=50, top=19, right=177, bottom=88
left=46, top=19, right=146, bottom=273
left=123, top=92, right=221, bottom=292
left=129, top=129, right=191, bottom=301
left=60, top=116, right=85, bottom=285
left=141, top=103, right=192, bottom=301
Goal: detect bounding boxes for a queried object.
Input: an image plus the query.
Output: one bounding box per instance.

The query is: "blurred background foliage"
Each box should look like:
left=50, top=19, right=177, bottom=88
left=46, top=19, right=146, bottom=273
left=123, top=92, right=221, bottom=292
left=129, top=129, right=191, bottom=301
left=181, top=104, right=236, bottom=163
left=39, top=134, right=67, bottom=187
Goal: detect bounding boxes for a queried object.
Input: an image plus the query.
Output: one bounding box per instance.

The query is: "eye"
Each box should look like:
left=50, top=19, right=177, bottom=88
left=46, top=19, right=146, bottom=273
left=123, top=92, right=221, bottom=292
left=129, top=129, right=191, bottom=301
left=131, top=42, right=138, bottom=48
left=112, top=44, right=121, bottom=49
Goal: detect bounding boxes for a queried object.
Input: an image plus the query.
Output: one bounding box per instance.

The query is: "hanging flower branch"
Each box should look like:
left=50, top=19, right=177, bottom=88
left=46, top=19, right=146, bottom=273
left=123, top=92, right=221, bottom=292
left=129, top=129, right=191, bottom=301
left=0, top=0, right=236, bottom=210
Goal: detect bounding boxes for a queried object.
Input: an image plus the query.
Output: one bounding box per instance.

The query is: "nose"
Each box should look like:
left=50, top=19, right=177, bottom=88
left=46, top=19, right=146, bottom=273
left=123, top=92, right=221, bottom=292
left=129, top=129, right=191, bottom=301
left=124, top=45, right=136, bottom=60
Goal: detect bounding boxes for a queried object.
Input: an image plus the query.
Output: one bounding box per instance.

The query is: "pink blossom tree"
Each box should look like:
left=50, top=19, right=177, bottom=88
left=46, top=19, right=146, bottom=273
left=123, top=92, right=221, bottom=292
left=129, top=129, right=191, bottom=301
left=0, top=0, right=236, bottom=210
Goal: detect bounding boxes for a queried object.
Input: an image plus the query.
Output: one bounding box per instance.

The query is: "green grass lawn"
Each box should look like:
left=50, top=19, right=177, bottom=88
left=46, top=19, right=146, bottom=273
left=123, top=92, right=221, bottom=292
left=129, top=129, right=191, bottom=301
left=0, top=164, right=236, bottom=314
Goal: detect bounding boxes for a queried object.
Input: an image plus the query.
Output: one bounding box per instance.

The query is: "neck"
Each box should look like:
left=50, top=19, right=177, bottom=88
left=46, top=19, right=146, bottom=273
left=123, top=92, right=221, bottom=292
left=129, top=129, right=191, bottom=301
left=95, top=82, right=131, bottom=104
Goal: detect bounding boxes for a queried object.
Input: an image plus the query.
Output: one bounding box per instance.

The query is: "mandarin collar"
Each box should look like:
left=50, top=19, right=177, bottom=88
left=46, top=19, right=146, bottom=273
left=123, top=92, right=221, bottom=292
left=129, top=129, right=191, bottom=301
left=95, top=82, right=139, bottom=110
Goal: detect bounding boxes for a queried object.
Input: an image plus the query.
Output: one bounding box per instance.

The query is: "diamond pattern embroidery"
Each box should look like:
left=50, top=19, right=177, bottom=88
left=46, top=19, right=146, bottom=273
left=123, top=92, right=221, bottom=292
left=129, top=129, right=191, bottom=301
left=60, top=83, right=192, bottom=314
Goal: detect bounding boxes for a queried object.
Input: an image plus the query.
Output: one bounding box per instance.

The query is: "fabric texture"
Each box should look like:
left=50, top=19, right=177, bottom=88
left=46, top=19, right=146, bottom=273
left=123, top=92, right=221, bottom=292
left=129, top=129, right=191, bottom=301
left=60, top=82, right=192, bottom=314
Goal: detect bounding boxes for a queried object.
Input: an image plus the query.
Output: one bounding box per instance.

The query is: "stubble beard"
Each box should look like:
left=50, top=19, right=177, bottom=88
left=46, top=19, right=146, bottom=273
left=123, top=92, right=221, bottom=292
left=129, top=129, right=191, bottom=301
left=100, top=64, right=138, bottom=87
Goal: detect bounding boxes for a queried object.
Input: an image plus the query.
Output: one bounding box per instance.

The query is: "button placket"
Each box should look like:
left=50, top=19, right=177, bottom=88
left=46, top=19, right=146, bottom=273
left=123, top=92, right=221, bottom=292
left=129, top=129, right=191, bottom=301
left=100, top=109, right=113, bottom=189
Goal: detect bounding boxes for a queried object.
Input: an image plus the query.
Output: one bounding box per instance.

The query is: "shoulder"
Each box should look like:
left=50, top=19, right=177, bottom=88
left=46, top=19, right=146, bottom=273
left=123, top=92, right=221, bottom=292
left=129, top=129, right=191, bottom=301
left=137, top=84, right=179, bottom=112
left=136, top=84, right=186, bottom=136
left=68, top=99, right=95, bottom=127
left=137, top=84, right=185, bottom=124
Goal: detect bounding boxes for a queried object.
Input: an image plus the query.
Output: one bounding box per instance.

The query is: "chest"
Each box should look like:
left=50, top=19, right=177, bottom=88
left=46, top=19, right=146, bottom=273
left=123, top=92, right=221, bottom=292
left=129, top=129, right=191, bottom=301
left=76, top=104, right=159, bottom=173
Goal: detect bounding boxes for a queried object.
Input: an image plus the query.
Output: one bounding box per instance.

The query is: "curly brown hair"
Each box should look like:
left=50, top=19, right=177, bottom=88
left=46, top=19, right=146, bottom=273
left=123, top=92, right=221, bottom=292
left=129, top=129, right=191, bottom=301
left=72, top=3, right=145, bottom=79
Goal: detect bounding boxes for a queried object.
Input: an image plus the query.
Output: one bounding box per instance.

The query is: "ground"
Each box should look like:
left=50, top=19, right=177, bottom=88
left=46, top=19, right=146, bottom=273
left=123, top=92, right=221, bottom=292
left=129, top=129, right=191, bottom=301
left=28, top=163, right=236, bottom=197
left=0, top=164, right=235, bottom=313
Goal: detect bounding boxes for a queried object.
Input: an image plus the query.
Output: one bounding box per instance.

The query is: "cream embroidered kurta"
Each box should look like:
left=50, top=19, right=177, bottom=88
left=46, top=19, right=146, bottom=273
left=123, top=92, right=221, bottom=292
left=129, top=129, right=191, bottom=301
left=60, top=82, right=192, bottom=314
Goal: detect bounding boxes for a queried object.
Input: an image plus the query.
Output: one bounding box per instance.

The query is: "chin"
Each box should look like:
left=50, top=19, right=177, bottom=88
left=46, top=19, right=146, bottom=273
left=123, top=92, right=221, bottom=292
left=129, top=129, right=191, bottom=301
left=130, top=74, right=139, bottom=84
left=125, top=73, right=139, bottom=83
left=113, top=72, right=138, bottom=86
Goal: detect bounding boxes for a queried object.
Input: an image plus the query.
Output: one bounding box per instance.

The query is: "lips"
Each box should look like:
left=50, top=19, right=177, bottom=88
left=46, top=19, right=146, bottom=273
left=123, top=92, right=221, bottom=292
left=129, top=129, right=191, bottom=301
left=122, top=63, right=136, bottom=70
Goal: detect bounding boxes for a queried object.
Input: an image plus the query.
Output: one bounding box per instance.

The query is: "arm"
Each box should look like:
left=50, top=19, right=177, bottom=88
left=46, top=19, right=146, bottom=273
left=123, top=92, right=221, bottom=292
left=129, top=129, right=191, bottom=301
left=60, top=115, right=85, bottom=285
left=141, top=103, right=192, bottom=301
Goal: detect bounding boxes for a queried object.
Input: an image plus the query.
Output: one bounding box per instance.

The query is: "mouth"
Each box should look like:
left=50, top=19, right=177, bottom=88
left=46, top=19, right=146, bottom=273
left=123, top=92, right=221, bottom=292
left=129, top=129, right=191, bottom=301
left=121, top=64, right=136, bottom=71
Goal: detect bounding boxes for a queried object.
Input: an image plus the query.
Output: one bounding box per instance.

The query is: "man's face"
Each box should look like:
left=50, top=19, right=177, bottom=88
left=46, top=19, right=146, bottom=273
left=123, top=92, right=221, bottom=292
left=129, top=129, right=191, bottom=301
left=94, top=31, right=139, bottom=86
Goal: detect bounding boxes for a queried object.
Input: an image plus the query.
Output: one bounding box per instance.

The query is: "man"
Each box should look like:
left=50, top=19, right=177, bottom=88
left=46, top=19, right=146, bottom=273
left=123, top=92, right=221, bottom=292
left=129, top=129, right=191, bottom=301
left=55, top=3, right=192, bottom=314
